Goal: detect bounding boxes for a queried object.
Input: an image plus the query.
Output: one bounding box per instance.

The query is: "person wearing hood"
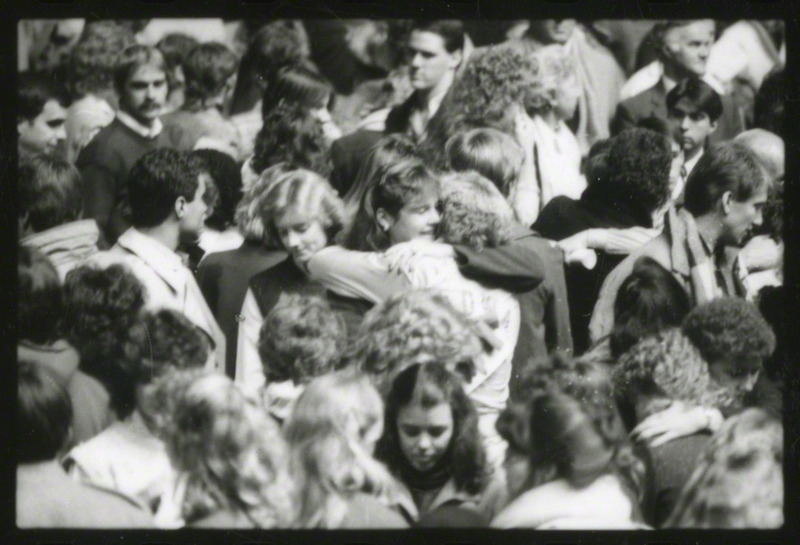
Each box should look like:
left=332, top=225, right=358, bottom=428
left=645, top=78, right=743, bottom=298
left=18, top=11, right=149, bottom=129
left=19, top=155, right=100, bottom=280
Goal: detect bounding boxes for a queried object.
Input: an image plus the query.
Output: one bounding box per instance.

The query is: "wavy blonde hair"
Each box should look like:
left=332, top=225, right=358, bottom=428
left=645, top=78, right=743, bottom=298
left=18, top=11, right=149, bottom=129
left=438, top=170, right=516, bottom=251
left=666, top=408, right=783, bottom=528
left=347, top=289, right=484, bottom=395
left=234, top=162, right=297, bottom=243
left=163, top=372, right=295, bottom=527
left=282, top=372, right=398, bottom=528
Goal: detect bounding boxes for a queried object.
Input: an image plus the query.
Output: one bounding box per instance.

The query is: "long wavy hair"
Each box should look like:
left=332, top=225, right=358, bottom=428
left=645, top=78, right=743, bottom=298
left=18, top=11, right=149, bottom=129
left=163, top=372, right=295, bottom=528
left=250, top=100, right=332, bottom=177
left=282, top=372, right=398, bottom=528
left=665, top=408, right=783, bottom=528
left=376, top=362, right=489, bottom=496
left=347, top=289, right=484, bottom=395
left=234, top=162, right=298, bottom=244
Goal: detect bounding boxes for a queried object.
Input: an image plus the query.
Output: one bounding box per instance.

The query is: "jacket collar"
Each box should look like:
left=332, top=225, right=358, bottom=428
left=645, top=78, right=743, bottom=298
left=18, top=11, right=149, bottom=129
left=116, top=110, right=163, bottom=139
left=115, top=228, right=186, bottom=293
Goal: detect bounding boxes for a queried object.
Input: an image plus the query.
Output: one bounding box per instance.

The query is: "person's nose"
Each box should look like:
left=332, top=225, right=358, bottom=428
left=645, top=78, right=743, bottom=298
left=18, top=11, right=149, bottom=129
left=411, top=52, right=424, bottom=68
left=146, top=83, right=158, bottom=100
left=285, top=230, right=301, bottom=248
left=428, top=207, right=441, bottom=226
left=55, top=125, right=67, bottom=142
left=417, top=433, right=432, bottom=451
left=680, top=116, right=691, bottom=131
left=753, top=208, right=764, bottom=227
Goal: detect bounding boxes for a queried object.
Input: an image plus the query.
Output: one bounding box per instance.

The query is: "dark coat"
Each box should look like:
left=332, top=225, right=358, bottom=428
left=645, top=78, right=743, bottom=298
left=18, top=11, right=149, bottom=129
left=612, top=79, right=744, bottom=144
left=196, top=241, right=287, bottom=378
left=329, top=129, right=383, bottom=196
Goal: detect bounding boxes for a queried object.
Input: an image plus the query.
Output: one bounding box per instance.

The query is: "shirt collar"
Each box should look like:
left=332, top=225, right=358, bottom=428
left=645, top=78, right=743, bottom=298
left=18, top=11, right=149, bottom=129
left=662, top=73, right=678, bottom=94
left=116, top=110, right=163, bottom=139
left=684, top=149, right=704, bottom=175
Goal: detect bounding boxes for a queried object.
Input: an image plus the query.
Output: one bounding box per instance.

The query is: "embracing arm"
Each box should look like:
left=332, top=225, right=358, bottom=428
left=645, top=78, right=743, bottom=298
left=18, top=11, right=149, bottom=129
left=306, top=246, right=410, bottom=304
left=455, top=236, right=546, bottom=294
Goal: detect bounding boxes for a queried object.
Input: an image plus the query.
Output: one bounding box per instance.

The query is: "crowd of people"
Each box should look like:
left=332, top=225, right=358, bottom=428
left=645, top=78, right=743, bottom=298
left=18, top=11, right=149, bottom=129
left=16, top=18, right=785, bottom=529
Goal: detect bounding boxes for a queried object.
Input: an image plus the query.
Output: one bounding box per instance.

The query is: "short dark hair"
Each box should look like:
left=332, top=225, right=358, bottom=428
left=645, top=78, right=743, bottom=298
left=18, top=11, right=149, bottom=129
left=19, top=154, right=83, bottom=232
left=666, top=76, right=723, bottom=122
left=18, top=71, right=70, bottom=123
left=682, top=298, right=776, bottom=365
left=190, top=149, right=243, bottom=231
left=754, top=68, right=784, bottom=135
left=17, top=361, right=72, bottom=463
left=127, top=148, right=200, bottom=228
left=18, top=246, right=62, bottom=345
left=258, top=292, right=346, bottom=384
left=67, top=22, right=136, bottom=99
left=113, top=44, right=167, bottom=95
left=262, top=62, right=335, bottom=117
left=182, top=42, right=238, bottom=105
left=62, top=264, right=146, bottom=416
left=683, top=142, right=767, bottom=217
left=410, top=20, right=465, bottom=53
left=138, top=309, right=211, bottom=385
left=601, top=128, right=672, bottom=219
left=156, top=32, right=199, bottom=73
left=611, top=256, right=691, bottom=358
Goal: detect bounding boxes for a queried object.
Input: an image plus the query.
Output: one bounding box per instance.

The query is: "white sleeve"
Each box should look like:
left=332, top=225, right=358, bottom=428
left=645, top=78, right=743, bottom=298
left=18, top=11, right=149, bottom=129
left=235, top=289, right=266, bottom=400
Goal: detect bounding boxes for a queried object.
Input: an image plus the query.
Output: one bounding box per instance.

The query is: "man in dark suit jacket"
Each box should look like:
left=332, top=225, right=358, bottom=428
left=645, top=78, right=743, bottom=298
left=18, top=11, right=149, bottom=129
left=385, top=20, right=464, bottom=142
left=613, top=20, right=743, bottom=143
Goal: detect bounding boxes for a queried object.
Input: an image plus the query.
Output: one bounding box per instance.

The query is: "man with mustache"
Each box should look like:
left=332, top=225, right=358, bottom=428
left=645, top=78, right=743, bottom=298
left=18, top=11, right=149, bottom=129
left=76, top=45, right=176, bottom=246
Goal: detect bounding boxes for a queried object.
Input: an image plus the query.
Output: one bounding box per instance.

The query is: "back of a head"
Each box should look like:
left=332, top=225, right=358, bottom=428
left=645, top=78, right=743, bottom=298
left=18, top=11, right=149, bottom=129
left=438, top=170, right=515, bottom=250
left=68, top=22, right=137, bottom=100
left=191, top=149, right=243, bottom=231
left=139, top=309, right=212, bottom=383
left=753, top=67, right=784, bottom=136
left=351, top=289, right=482, bottom=392
left=611, top=256, right=691, bottom=358
left=165, top=372, right=293, bottom=527
left=666, top=408, right=782, bottom=528
left=127, top=148, right=200, bottom=229
left=445, top=128, right=524, bottom=199
left=258, top=292, right=346, bottom=385
left=600, top=128, right=672, bottom=221
left=262, top=62, right=334, bottom=117
left=528, top=392, right=614, bottom=489
left=733, top=129, right=784, bottom=184
left=156, top=32, right=200, bottom=73
left=681, top=297, right=776, bottom=366
left=182, top=41, right=239, bottom=106
left=18, top=360, right=72, bottom=464
left=682, top=141, right=766, bottom=217
left=18, top=246, right=62, bottom=346
left=18, top=72, right=70, bottom=123
left=19, top=154, right=83, bottom=234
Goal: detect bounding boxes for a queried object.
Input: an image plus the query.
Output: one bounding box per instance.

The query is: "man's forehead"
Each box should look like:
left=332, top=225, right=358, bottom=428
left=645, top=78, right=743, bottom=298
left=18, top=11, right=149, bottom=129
left=40, top=99, right=68, bottom=120
left=667, top=21, right=715, bottom=41
left=408, top=30, right=448, bottom=54
left=128, top=64, right=167, bottom=83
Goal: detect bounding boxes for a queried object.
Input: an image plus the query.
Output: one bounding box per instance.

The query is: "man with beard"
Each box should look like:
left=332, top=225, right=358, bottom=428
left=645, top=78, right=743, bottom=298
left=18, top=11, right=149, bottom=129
left=590, top=141, right=769, bottom=344
left=76, top=45, right=176, bottom=246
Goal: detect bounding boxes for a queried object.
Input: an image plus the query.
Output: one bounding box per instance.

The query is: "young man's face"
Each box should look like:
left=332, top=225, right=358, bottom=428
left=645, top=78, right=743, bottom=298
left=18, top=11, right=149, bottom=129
left=663, top=21, right=715, bottom=77
left=378, top=189, right=441, bottom=246
left=708, top=355, right=762, bottom=397
left=407, top=30, right=461, bottom=92
left=721, top=183, right=768, bottom=247
left=119, top=63, right=168, bottom=126
left=178, top=173, right=209, bottom=243
left=18, top=99, right=67, bottom=157
left=669, top=98, right=718, bottom=155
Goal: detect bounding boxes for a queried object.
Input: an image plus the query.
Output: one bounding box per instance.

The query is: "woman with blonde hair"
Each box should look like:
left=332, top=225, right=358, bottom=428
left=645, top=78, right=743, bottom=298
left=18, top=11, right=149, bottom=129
left=665, top=408, right=782, bottom=528
left=158, top=372, right=295, bottom=528
left=235, top=168, right=367, bottom=399
left=283, top=371, right=408, bottom=528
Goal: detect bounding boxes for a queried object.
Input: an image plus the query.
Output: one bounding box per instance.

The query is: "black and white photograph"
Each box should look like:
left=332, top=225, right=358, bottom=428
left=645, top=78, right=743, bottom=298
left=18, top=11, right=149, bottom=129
left=12, top=13, right=787, bottom=533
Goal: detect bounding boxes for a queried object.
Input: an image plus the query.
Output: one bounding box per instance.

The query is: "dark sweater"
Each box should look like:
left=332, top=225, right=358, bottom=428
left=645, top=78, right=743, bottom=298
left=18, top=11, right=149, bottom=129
left=76, top=118, right=175, bottom=245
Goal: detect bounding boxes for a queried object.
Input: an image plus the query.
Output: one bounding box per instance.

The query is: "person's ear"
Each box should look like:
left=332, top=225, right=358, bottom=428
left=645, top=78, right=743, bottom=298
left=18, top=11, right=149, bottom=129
left=708, top=118, right=718, bottom=134
left=721, top=190, right=733, bottom=215
left=17, top=119, right=29, bottom=135
left=375, top=207, right=393, bottom=232
left=449, top=48, right=463, bottom=70
left=175, top=196, right=188, bottom=219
